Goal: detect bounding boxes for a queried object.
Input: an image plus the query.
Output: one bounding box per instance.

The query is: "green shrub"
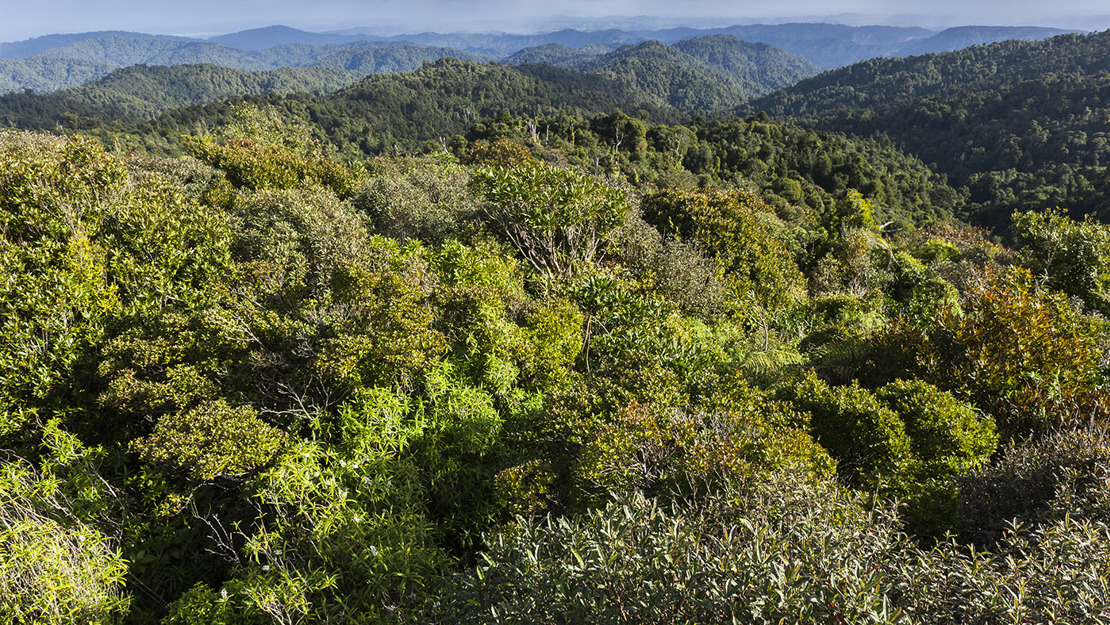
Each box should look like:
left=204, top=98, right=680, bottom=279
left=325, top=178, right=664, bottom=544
left=355, top=156, right=481, bottom=245
left=895, top=517, right=1110, bottom=623
left=641, top=187, right=806, bottom=312
left=471, top=160, right=629, bottom=278
left=574, top=397, right=834, bottom=504
left=133, top=399, right=288, bottom=482
left=875, top=379, right=997, bottom=478
left=779, top=373, right=915, bottom=489
left=451, top=471, right=1110, bottom=624
left=183, top=105, right=356, bottom=199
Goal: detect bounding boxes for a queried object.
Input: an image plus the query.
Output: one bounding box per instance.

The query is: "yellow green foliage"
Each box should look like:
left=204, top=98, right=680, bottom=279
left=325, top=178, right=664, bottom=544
left=472, top=160, right=630, bottom=277
left=133, top=399, right=288, bottom=481
left=183, top=105, right=356, bottom=199
left=1013, top=208, right=1110, bottom=315
left=0, top=438, right=129, bottom=624
left=0, top=132, right=125, bottom=438
left=575, top=395, right=835, bottom=503
left=315, top=240, right=446, bottom=392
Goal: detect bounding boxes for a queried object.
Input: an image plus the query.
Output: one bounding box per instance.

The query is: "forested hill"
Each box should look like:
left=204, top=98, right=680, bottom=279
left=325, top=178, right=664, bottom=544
left=503, top=42, right=618, bottom=67
left=749, top=30, right=1110, bottom=225
left=0, top=23, right=1073, bottom=94
left=94, top=59, right=669, bottom=154
left=18, top=34, right=490, bottom=72
left=374, top=23, right=1070, bottom=67
left=0, top=35, right=488, bottom=93
left=0, top=57, right=693, bottom=141
left=672, top=36, right=822, bottom=96
left=0, top=64, right=366, bottom=127
left=507, top=35, right=821, bottom=106
left=570, top=40, right=790, bottom=111
left=0, top=43, right=816, bottom=145
left=0, top=56, right=115, bottom=94
left=331, top=36, right=818, bottom=119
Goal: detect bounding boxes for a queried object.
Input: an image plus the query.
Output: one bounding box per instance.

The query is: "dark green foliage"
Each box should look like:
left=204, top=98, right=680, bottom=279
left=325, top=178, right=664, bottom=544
left=56, top=63, right=363, bottom=118
left=779, top=373, right=914, bottom=488
left=959, top=423, right=1110, bottom=547
left=504, top=43, right=615, bottom=67
left=672, top=35, right=821, bottom=97
left=572, top=38, right=816, bottom=111
left=751, top=30, right=1110, bottom=225
left=504, top=35, right=820, bottom=102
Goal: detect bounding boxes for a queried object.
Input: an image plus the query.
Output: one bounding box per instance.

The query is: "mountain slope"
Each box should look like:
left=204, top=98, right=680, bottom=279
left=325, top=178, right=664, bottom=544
left=0, top=31, right=193, bottom=58
left=0, top=56, right=115, bottom=93
left=62, top=64, right=364, bottom=117
left=893, top=25, right=1075, bottom=57
left=749, top=30, right=1110, bottom=224
left=504, top=43, right=616, bottom=68
left=102, top=57, right=680, bottom=156
left=576, top=40, right=746, bottom=111
left=0, top=63, right=365, bottom=128
left=672, top=35, right=821, bottom=97
left=207, top=25, right=370, bottom=50
left=0, top=33, right=488, bottom=92
left=311, top=43, right=487, bottom=72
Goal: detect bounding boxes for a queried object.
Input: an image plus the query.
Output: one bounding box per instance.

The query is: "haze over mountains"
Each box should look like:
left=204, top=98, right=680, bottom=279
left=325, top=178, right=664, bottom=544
left=0, top=22, right=1076, bottom=94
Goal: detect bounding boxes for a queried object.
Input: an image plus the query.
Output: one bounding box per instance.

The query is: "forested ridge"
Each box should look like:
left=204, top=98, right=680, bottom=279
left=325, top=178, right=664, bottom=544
left=2, top=23, right=1110, bottom=625
left=0, top=22, right=1069, bottom=94
left=0, top=34, right=817, bottom=135
left=0, top=35, right=490, bottom=93
left=750, top=29, right=1110, bottom=226
left=6, top=64, right=364, bottom=121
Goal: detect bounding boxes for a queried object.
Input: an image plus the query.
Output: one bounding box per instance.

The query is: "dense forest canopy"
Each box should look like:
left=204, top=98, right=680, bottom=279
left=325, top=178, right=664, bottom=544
left=750, top=29, right=1110, bottom=226
left=2, top=20, right=1110, bottom=625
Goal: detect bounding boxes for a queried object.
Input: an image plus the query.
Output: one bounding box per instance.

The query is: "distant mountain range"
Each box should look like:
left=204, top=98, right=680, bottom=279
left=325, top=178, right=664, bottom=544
left=0, top=34, right=490, bottom=93
left=0, top=23, right=1076, bottom=94
left=215, top=23, right=1072, bottom=67
left=0, top=35, right=819, bottom=126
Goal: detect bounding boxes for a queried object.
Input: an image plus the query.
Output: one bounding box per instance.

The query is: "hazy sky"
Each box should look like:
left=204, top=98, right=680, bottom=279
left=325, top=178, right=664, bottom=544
left=3, top=0, right=1109, bottom=41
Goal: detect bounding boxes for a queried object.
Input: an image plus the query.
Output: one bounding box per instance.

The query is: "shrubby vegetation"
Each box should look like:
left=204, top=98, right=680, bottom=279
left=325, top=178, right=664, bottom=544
left=2, top=85, right=1109, bottom=624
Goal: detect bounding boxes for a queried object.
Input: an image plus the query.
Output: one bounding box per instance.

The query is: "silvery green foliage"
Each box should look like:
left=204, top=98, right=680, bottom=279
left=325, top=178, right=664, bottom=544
left=450, top=472, right=908, bottom=624
left=450, top=469, right=1110, bottom=624
left=894, top=517, right=1110, bottom=623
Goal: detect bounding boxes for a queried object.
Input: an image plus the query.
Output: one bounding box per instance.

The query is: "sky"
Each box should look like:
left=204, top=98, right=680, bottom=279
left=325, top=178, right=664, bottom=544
left=3, top=0, right=1109, bottom=41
